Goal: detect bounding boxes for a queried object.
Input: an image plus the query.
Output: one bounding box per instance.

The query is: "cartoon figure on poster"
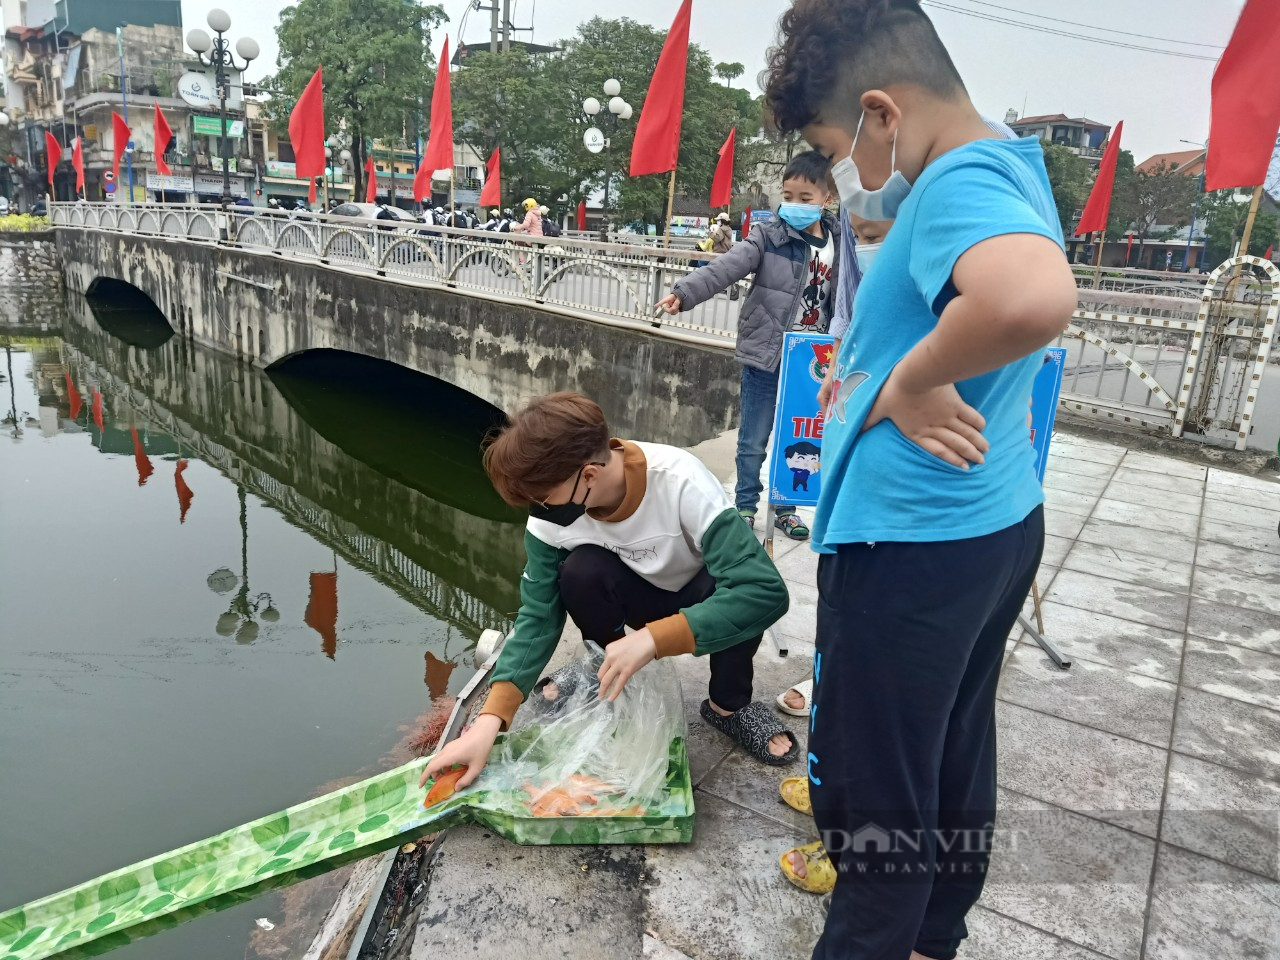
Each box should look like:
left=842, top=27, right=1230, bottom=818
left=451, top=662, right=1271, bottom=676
left=768, top=333, right=835, bottom=507
left=785, top=442, right=821, bottom=491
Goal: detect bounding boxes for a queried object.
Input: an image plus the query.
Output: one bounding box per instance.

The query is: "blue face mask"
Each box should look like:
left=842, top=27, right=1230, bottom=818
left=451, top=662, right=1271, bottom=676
left=777, top=203, right=824, bottom=230
left=832, top=112, right=912, bottom=221
left=854, top=241, right=882, bottom=274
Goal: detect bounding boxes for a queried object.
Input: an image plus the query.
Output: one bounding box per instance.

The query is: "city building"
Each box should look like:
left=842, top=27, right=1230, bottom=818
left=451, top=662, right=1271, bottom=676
left=1138, top=148, right=1205, bottom=178
left=249, top=97, right=353, bottom=208
left=1007, top=112, right=1112, bottom=164
left=1128, top=147, right=1277, bottom=271
left=0, top=0, right=281, bottom=208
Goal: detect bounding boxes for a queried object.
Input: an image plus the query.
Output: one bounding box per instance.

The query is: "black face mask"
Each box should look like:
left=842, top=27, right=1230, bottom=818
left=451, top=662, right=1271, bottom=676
left=529, top=461, right=605, bottom=527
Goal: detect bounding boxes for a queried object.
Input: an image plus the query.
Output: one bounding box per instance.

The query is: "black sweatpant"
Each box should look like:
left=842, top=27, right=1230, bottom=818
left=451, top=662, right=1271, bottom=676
left=809, top=506, right=1044, bottom=960
left=557, top=544, right=761, bottom=712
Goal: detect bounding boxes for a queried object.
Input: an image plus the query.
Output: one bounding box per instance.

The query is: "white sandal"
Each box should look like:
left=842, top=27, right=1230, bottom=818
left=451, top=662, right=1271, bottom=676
left=776, top=678, right=812, bottom=717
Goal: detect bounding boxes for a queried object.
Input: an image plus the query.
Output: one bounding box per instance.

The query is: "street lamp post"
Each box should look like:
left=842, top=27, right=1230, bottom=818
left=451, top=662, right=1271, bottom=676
left=207, top=485, right=279, bottom=644
left=323, top=136, right=352, bottom=209
left=186, top=9, right=258, bottom=212
left=1179, top=137, right=1208, bottom=273
left=0, top=111, right=9, bottom=205
left=581, top=78, right=632, bottom=237
left=324, top=138, right=334, bottom=209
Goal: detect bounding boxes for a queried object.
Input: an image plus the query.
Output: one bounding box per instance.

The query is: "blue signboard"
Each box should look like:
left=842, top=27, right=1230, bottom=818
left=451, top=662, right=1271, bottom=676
left=767, top=332, right=835, bottom=508
left=767, top=339, right=1065, bottom=505
left=1030, top=348, right=1067, bottom=484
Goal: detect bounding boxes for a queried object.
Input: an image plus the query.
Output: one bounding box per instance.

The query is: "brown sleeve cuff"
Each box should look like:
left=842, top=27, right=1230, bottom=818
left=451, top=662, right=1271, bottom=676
left=478, top=681, right=525, bottom=731
left=648, top=613, right=696, bottom=659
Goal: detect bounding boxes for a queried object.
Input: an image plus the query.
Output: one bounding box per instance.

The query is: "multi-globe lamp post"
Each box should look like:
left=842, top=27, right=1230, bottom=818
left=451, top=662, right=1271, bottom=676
left=185, top=8, right=258, bottom=211
left=324, top=136, right=352, bottom=209
left=581, top=79, right=632, bottom=232
left=207, top=485, right=278, bottom=645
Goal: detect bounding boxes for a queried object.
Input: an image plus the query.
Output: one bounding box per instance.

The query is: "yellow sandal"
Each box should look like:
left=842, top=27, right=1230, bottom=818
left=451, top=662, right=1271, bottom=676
left=780, top=776, right=812, bottom=816
left=779, top=840, right=835, bottom=894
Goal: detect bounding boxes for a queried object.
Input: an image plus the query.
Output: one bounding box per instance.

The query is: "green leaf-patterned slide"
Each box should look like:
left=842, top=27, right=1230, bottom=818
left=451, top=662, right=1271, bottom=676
left=0, top=736, right=694, bottom=960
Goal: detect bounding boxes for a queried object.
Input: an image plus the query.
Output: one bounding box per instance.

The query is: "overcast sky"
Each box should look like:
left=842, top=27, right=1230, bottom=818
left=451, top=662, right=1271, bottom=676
left=182, top=0, right=1243, bottom=162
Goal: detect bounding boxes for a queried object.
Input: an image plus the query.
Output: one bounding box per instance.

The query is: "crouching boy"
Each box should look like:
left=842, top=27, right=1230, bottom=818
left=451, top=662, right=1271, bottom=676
left=422, top=392, right=798, bottom=792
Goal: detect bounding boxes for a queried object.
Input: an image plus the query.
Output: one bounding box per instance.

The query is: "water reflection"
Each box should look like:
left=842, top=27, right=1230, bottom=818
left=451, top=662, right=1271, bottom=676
left=58, top=289, right=527, bottom=635
left=209, top=485, right=282, bottom=646
left=0, top=287, right=528, bottom=960
left=269, top=349, right=518, bottom=524
left=86, top=288, right=175, bottom=350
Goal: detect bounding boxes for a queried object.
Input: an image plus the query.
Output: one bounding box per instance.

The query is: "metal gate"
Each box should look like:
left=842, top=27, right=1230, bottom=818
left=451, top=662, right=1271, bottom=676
left=1056, top=256, right=1278, bottom=451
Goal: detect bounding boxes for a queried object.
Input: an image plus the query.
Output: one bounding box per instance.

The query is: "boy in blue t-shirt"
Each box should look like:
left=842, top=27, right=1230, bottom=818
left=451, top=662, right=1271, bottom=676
left=763, top=2, right=1076, bottom=958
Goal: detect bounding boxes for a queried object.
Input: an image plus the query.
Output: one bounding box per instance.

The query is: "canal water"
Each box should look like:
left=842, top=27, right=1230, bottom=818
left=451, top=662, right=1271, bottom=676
left=0, top=287, right=541, bottom=958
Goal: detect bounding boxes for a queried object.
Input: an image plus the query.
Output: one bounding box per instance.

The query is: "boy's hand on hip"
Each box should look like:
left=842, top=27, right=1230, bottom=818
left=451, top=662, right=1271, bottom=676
left=864, top=367, right=988, bottom=469
left=817, top=364, right=836, bottom=412
left=598, top=629, right=657, bottom=701
left=654, top=294, right=682, bottom=315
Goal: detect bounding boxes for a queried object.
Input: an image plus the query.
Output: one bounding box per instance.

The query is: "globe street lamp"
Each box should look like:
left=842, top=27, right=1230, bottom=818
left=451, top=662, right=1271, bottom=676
left=187, top=8, right=258, bottom=212
left=323, top=136, right=352, bottom=209
left=207, top=485, right=279, bottom=643
left=581, top=78, right=632, bottom=235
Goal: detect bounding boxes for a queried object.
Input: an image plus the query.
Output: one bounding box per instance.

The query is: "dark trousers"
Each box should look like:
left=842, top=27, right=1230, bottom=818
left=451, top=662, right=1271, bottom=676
left=557, top=544, right=761, bottom=712
left=809, top=507, right=1044, bottom=960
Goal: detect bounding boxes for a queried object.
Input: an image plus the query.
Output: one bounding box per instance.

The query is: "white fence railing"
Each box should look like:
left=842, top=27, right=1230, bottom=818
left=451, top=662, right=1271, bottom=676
left=51, top=201, right=744, bottom=344
left=50, top=202, right=1280, bottom=450
left=1060, top=260, right=1278, bottom=450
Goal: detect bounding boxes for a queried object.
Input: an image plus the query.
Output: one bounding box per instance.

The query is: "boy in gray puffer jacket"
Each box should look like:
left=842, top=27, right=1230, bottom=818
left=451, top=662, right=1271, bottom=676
left=655, top=150, right=840, bottom=540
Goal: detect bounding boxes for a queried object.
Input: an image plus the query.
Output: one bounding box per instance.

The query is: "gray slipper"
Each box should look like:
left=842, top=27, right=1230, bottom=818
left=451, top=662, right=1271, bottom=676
left=701, top=700, right=799, bottom=766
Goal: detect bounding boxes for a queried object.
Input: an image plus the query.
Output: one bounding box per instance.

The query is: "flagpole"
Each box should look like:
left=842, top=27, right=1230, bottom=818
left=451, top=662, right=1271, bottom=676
left=1092, top=229, right=1107, bottom=289
left=663, top=167, right=676, bottom=247
left=1237, top=184, right=1264, bottom=258
left=1223, top=184, right=1265, bottom=306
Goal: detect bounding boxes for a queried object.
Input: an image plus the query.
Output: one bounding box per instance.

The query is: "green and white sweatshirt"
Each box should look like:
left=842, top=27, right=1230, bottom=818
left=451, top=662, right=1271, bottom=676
left=480, top=439, right=789, bottom=729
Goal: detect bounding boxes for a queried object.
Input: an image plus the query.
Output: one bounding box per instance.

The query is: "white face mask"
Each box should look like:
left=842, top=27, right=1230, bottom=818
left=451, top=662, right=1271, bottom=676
left=831, top=112, right=912, bottom=221
left=855, top=241, right=882, bottom=275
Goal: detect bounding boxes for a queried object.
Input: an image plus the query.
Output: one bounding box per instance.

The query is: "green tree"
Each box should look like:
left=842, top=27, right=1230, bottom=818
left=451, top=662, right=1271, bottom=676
left=1128, top=162, right=1197, bottom=265
left=475, top=17, right=758, bottom=227
left=448, top=18, right=758, bottom=226
left=449, top=49, right=557, bottom=210
left=263, top=0, right=447, bottom=201
left=714, top=61, right=745, bottom=88
left=1040, top=143, right=1092, bottom=235
left=1202, top=189, right=1279, bottom=265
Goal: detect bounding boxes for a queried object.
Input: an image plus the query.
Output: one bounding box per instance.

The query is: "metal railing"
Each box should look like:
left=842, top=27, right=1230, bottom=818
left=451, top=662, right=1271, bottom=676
left=1060, top=259, right=1278, bottom=449
left=50, top=201, right=746, bottom=344
left=48, top=202, right=1280, bottom=450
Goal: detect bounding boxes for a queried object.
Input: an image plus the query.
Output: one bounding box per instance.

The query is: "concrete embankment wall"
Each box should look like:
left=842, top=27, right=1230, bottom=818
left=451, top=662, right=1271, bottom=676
left=1, top=230, right=65, bottom=326
left=54, top=229, right=741, bottom=444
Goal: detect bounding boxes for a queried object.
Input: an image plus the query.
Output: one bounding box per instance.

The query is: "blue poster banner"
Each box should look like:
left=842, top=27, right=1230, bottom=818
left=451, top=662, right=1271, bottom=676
left=768, top=332, right=835, bottom=508
left=1030, top=347, right=1067, bottom=484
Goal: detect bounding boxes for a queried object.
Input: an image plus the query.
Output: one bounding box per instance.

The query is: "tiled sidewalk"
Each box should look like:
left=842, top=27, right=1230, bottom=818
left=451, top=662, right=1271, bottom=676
left=412, top=431, right=1280, bottom=960
left=756, top=431, right=1280, bottom=960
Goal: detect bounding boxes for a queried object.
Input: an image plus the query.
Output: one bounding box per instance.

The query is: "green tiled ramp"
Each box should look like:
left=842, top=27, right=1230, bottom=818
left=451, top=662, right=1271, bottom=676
left=0, top=738, right=693, bottom=960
